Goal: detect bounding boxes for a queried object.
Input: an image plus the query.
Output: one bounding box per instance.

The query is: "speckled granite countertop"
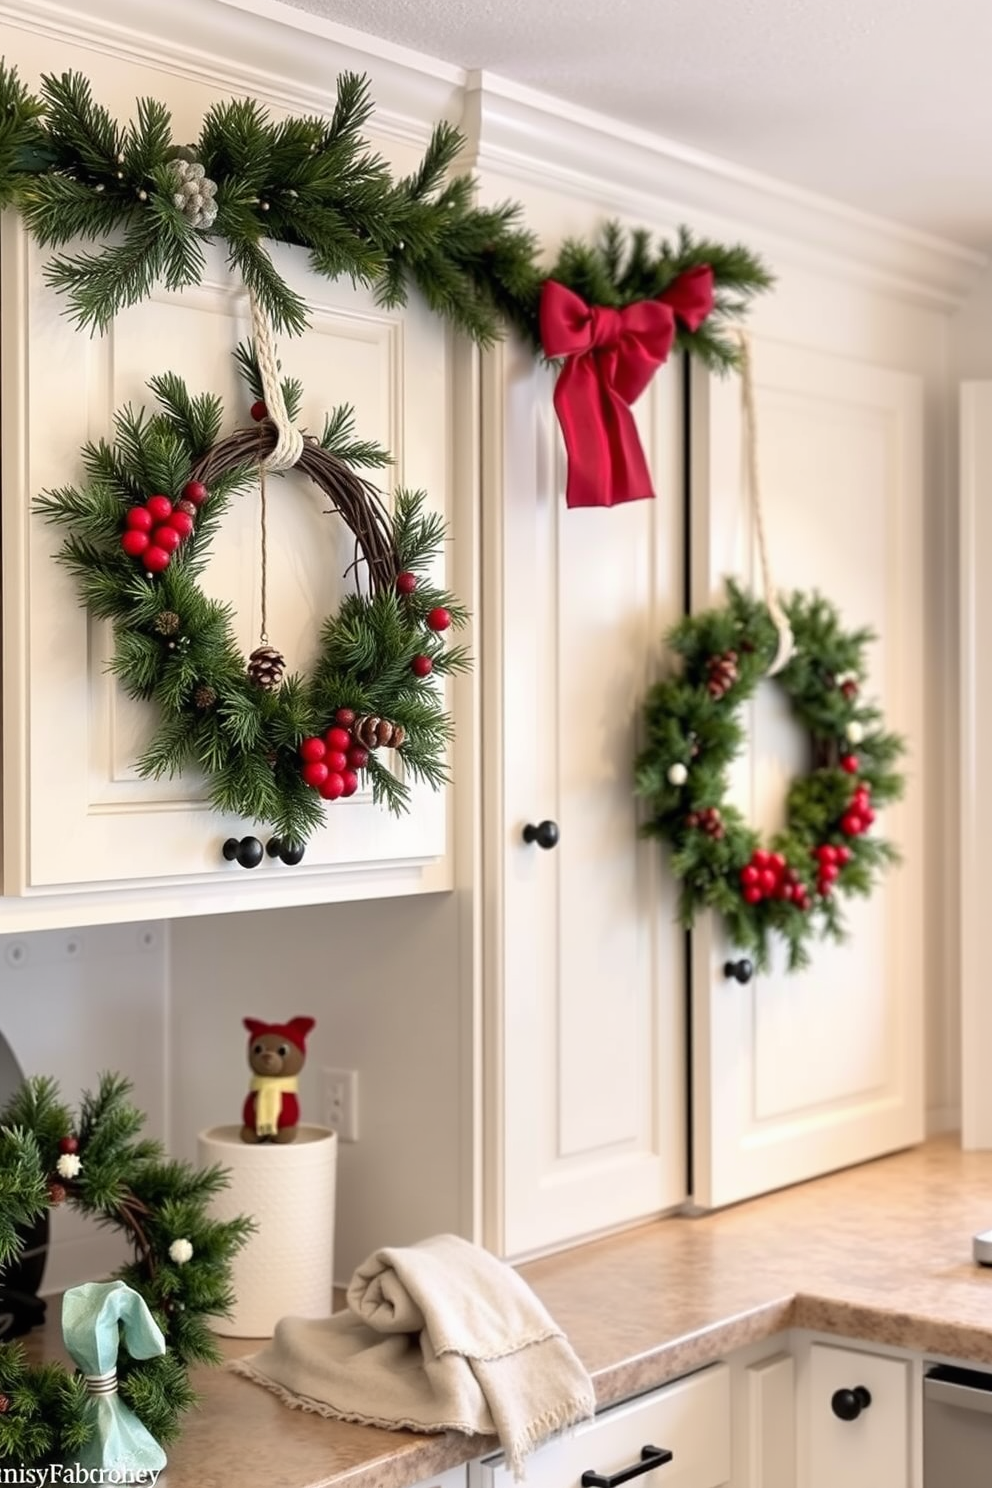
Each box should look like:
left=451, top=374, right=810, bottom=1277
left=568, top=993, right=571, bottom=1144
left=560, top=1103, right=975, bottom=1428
left=32, top=1136, right=992, bottom=1488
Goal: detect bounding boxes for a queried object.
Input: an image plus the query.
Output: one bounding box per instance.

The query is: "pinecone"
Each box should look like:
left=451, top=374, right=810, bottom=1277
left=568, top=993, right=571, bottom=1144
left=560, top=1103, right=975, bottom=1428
left=705, top=650, right=739, bottom=699
left=354, top=714, right=405, bottom=750
left=176, top=499, right=198, bottom=519
left=0, top=1394, right=9, bottom=1414
left=688, top=806, right=725, bottom=840
left=165, top=156, right=219, bottom=230
left=153, top=610, right=181, bottom=637
left=47, top=1182, right=67, bottom=1206
left=247, top=645, right=286, bottom=692
left=193, top=684, right=217, bottom=711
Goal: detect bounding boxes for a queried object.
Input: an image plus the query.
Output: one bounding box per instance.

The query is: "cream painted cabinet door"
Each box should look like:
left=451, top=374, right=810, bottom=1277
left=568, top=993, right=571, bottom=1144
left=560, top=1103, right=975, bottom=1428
left=481, top=337, right=687, bottom=1258
left=688, top=340, right=925, bottom=1208
left=808, top=1344, right=910, bottom=1488
left=1, top=224, right=452, bottom=901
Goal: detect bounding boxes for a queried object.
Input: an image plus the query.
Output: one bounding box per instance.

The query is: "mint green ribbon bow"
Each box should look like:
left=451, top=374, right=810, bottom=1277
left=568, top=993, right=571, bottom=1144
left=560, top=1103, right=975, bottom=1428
left=61, top=1280, right=168, bottom=1478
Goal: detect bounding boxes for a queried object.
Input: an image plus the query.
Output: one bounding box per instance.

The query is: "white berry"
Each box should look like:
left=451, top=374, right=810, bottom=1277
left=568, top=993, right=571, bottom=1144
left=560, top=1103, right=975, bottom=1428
left=169, top=1238, right=194, bottom=1265
left=846, top=721, right=865, bottom=744
left=667, top=762, right=689, bottom=787
left=56, top=1152, right=82, bottom=1179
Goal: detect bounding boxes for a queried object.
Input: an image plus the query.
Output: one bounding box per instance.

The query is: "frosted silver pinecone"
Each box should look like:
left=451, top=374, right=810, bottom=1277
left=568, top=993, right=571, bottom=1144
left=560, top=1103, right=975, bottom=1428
left=166, top=158, right=219, bottom=230
left=247, top=645, right=286, bottom=691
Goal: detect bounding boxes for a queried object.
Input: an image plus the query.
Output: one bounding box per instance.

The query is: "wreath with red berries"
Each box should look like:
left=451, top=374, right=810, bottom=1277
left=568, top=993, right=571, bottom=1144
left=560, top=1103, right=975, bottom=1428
left=634, top=583, right=906, bottom=971
left=0, top=1072, right=251, bottom=1468
left=32, top=351, right=469, bottom=851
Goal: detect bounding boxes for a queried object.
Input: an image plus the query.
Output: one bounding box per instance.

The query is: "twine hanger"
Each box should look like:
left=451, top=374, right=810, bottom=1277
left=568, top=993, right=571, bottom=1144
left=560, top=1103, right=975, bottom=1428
left=736, top=327, right=794, bottom=676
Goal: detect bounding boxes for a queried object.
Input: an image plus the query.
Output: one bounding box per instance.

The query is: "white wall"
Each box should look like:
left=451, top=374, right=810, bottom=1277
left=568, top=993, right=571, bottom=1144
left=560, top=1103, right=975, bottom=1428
left=0, top=923, right=168, bottom=1292
left=168, top=894, right=472, bottom=1281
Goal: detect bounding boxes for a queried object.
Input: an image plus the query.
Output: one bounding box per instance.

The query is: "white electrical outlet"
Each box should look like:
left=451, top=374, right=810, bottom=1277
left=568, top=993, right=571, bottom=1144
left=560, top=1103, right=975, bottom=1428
left=323, top=1067, right=359, bottom=1142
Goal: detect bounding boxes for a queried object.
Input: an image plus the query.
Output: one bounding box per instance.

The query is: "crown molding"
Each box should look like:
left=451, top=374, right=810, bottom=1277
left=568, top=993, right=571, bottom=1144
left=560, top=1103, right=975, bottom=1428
left=463, top=71, right=988, bottom=311
left=0, top=0, right=985, bottom=309
left=0, top=0, right=461, bottom=146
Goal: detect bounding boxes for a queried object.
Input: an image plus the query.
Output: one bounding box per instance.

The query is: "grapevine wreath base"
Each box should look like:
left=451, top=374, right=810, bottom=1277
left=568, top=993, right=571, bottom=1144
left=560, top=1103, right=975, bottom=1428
left=34, top=350, right=470, bottom=848
left=635, top=583, right=906, bottom=972
left=0, top=1074, right=251, bottom=1469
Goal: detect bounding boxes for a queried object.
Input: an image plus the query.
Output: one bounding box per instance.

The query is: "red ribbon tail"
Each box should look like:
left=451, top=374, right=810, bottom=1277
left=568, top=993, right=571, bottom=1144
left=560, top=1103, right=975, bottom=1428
left=553, top=360, right=656, bottom=508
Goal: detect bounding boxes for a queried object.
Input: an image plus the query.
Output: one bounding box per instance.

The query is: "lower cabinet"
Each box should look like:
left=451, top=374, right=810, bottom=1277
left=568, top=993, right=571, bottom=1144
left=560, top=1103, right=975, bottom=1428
left=411, top=1472, right=469, bottom=1488
left=470, top=1363, right=730, bottom=1488
left=806, top=1342, right=910, bottom=1488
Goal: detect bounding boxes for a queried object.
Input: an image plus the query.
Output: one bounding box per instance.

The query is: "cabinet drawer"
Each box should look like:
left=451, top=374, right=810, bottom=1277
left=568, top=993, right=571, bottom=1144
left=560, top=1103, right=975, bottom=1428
left=808, top=1343, right=909, bottom=1488
left=472, top=1362, right=729, bottom=1488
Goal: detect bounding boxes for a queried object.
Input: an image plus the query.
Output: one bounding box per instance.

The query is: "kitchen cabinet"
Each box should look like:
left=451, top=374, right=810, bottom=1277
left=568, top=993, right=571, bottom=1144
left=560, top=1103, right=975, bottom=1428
left=471, top=1362, right=730, bottom=1488
left=687, top=336, right=926, bottom=1209
left=476, top=231, right=688, bottom=1256
left=0, top=33, right=455, bottom=916
left=411, top=1472, right=467, bottom=1488
left=806, top=1341, right=910, bottom=1488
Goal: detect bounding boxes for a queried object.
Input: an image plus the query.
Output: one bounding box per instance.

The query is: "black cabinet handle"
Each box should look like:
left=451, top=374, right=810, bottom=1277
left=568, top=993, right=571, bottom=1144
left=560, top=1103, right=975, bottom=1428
left=522, top=820, right=560, bottom=850
left=724, top=958, right=754, bottom=984
left=831, top=1385, right=872, bottom=1421
left=581, top=1445, right=673, bottom=1487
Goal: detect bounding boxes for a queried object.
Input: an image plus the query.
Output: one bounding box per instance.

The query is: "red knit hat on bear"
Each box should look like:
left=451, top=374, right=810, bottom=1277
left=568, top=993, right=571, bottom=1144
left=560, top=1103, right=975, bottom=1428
left=243, top=1016, right=315, bottom=1051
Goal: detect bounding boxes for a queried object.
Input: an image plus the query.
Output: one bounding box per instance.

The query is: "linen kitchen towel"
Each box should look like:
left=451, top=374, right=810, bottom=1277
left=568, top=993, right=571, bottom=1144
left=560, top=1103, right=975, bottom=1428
left=230, top=1232, right=595, bottom=1477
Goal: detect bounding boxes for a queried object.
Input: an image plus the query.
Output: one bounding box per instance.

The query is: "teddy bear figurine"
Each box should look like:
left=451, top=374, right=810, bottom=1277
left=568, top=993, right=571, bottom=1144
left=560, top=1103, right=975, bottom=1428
left=241, top=1016, right=315, bottom=1143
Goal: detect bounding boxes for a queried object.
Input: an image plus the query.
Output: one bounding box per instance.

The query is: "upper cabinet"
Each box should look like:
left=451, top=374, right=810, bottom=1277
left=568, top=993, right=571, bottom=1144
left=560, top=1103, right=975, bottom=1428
left=0, top=32, right=460, bottom=921
left=479, top=333, right=688, bottom=1257
left=688, top=339, right=926, bottom=1208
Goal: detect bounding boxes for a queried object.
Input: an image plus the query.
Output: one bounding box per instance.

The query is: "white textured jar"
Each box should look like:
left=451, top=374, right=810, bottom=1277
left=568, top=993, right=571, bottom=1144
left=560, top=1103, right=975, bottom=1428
left=197, top=1123, right=337, bottom=1337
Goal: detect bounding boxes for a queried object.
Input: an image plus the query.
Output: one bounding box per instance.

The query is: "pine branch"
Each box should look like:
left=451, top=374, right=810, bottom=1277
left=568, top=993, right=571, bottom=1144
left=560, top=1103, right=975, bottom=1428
left=0, top=61, right=47, bottom=209
left=319, top=404, right=392, bottom=468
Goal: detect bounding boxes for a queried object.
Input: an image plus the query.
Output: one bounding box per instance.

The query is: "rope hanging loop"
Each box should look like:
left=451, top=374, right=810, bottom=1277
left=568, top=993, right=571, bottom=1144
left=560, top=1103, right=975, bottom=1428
left=249, top=287, right=305, bottom=473
left=736, top=327, right=794, bottom=677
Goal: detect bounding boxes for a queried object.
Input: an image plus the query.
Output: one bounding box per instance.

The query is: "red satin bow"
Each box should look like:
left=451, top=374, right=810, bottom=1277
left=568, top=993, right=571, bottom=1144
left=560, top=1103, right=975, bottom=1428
left=539, top=265, right=715, bottom=509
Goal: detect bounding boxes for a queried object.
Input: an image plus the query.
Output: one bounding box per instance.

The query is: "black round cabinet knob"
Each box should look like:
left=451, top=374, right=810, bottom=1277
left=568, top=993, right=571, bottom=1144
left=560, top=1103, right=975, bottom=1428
left=266, top=837, right=306, bottom=865
left=724, top=958, right=754, bottom=984
left=831, top=1386, right=872, bottom=1421
left=522, top=820, right=560, bottom=850
left=236, top=836, right=264, bottom=869
left=222, top=836, right=264, bottom=869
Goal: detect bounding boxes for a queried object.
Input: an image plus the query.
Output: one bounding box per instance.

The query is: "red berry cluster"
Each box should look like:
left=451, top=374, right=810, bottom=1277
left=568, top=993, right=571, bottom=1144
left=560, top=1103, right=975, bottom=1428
left=840, top=778, right=875, bottom=837
left=811, top=842, right=852, bottom=897
left=739, top=849, right=811, bottom=912
left=120, top=482, right=208, bottom=573
left=298, top=709, right=370, bottom=801
left=394, top=570, right=451, bottom=677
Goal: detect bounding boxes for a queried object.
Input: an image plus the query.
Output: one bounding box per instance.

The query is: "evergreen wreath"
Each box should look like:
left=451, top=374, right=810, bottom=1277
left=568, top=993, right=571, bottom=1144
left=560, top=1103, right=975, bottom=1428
left=0, top=1073, right=252, bottom=1468
left=33, top=350, right=470, bottom=845
left=635, top=584, right=906, bottom=971
left=0, top=61, right=772, bottom=355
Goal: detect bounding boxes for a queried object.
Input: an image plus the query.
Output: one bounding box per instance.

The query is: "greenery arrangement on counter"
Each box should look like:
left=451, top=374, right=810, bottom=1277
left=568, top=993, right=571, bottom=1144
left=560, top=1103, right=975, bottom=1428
left=634, top=583, right=906, bottom=971
left=33, top=349, right=470, bottom=844
left=0, top=1073, right=251, bottom=1468
left=0, top=61, right=772, bottom=360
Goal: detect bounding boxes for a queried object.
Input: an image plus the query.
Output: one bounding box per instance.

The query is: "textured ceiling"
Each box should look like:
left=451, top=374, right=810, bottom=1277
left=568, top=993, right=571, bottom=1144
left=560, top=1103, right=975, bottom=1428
left=276, top=0, right=992, bottom=248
